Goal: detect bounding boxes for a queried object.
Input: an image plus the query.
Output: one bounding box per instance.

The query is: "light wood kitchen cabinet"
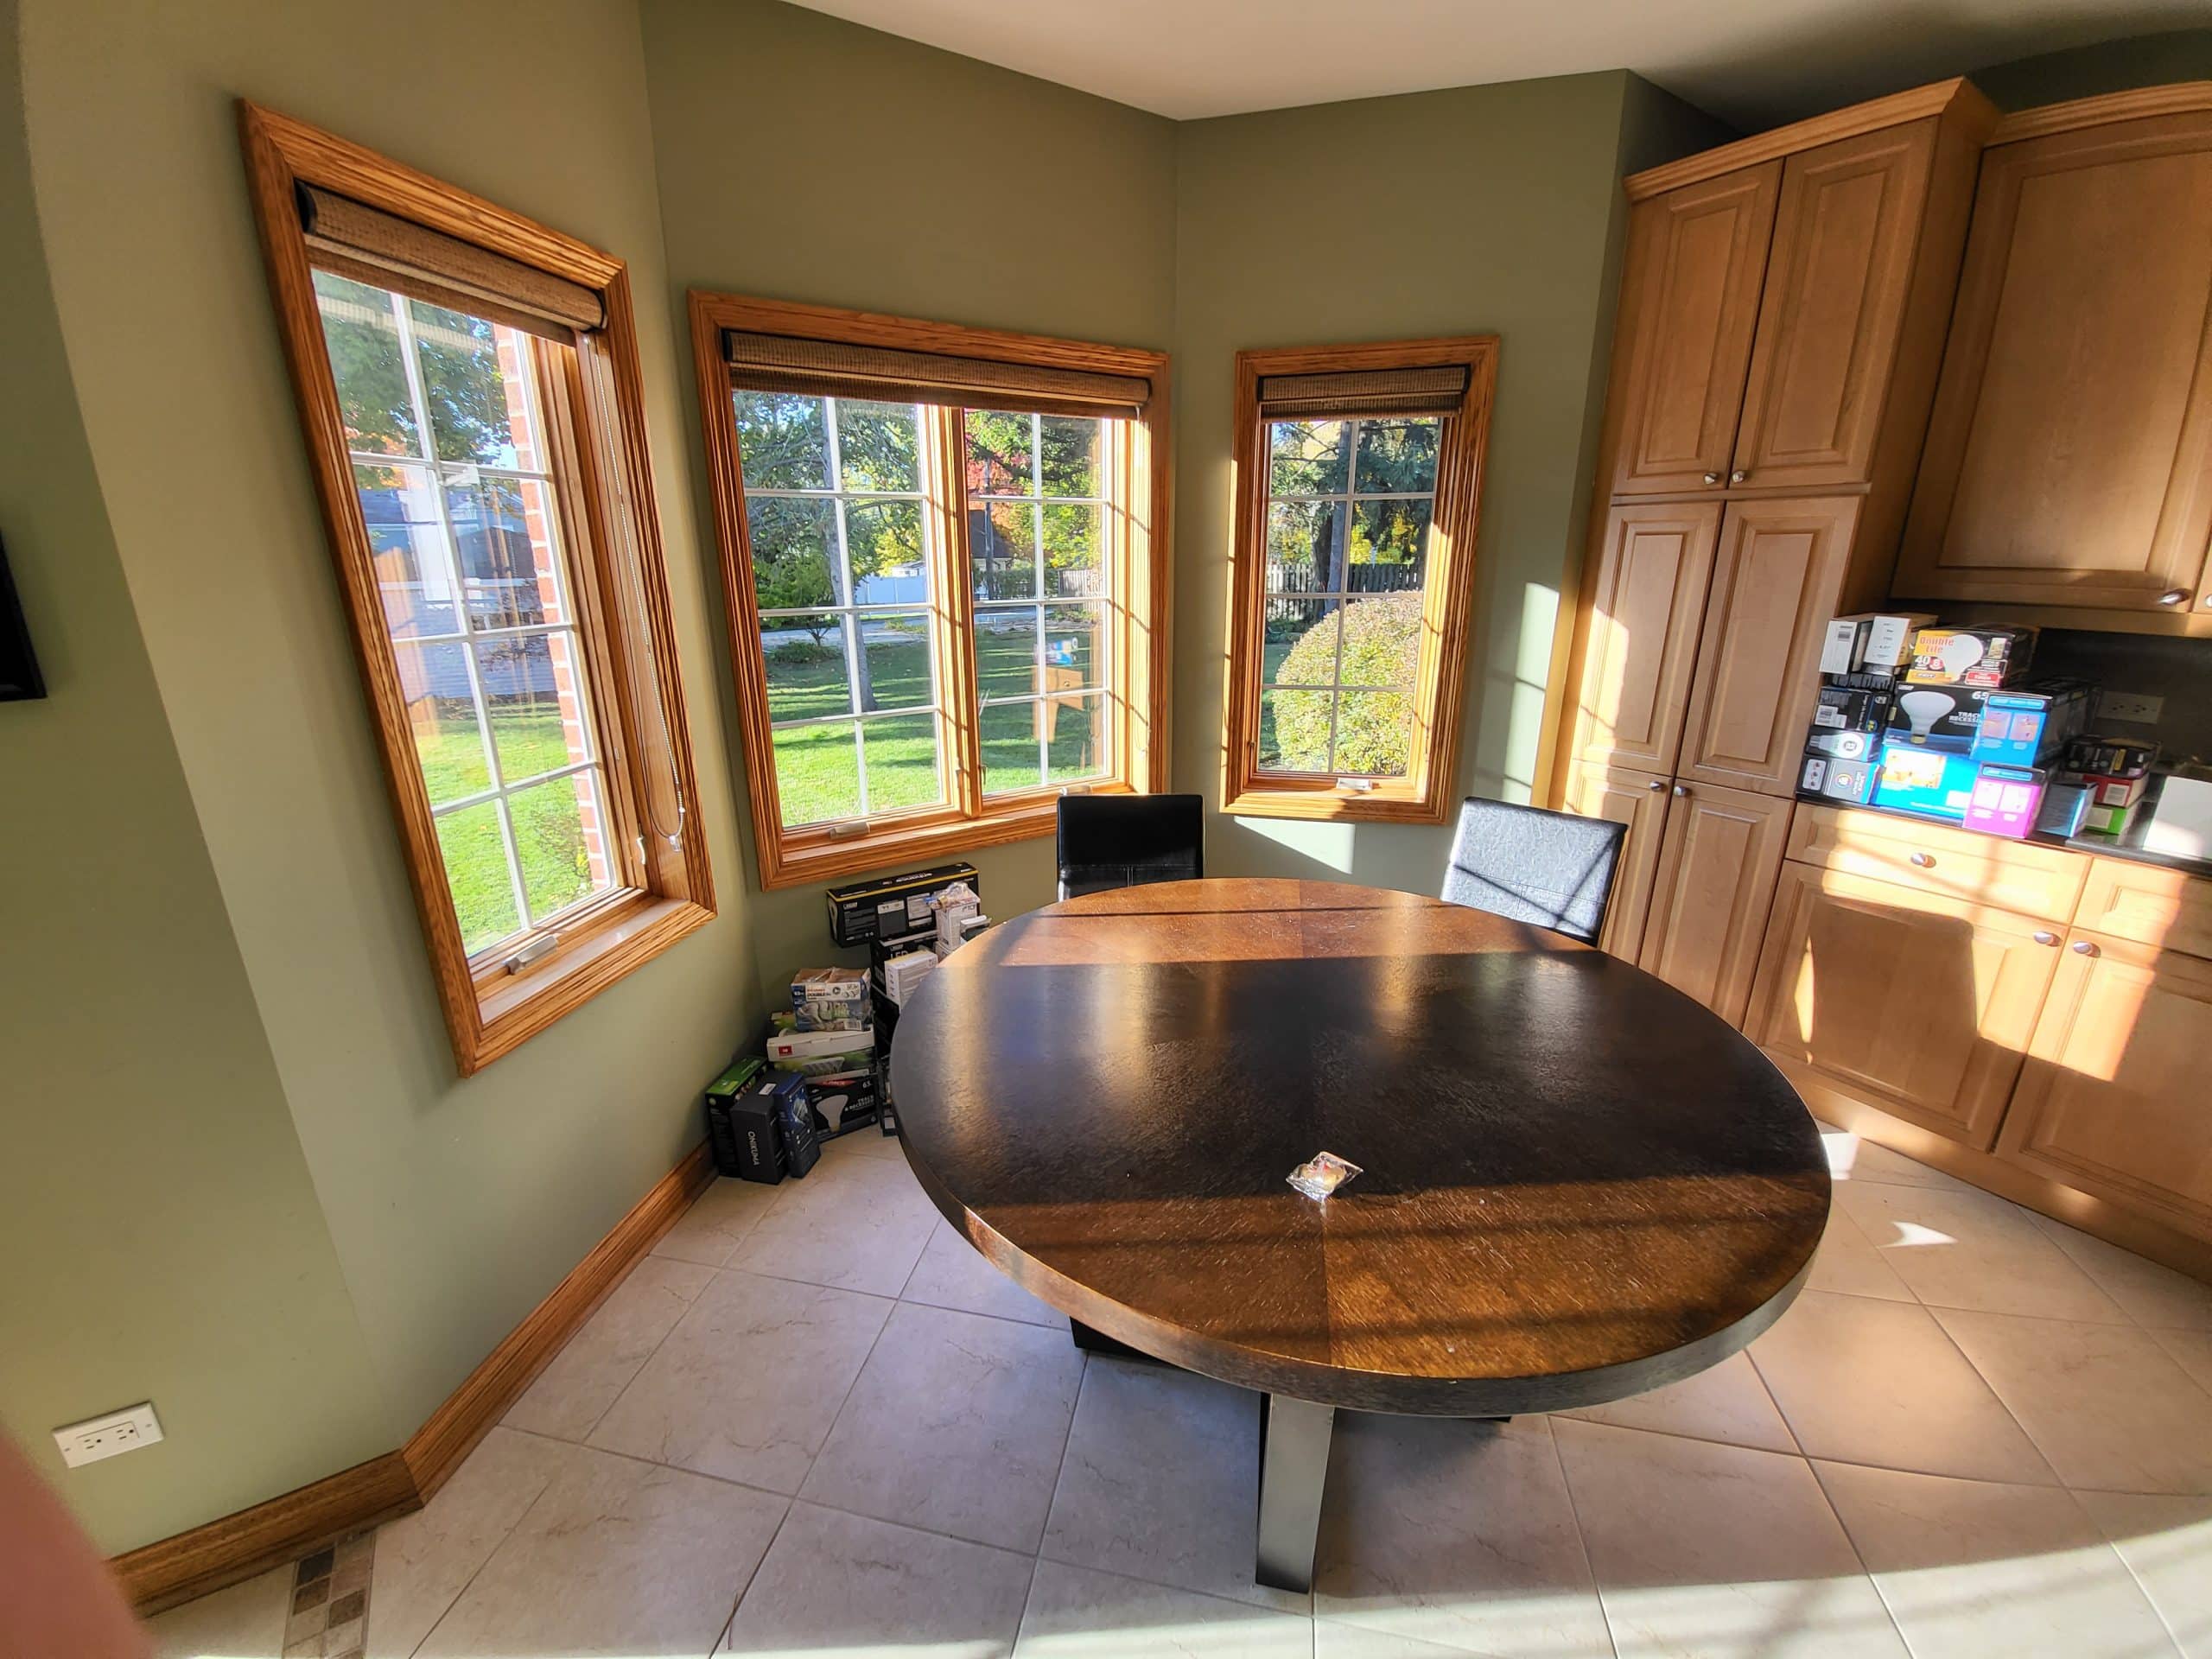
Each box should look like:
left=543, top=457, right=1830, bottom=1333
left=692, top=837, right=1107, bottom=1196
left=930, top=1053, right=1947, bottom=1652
left=1895, top=105, right=2212, bottom=615
left=1999, top=931, right=2212, bottom=1243
left=1603, top=164, right=1780, bottom=497
left=1677, top=496, right=1859, bottom=796
left=1745, top=862, right=2066, bottom=1148
left=1730, top=120, right=1948, bottom=493
left=1785, top=804, right=2087, bottom=920
left=1637, top=779, right=1791, bottom=1025
left=2074, top=855, right=2212, bottom=959
left=1560, top=760, right=1672, bottom=958
left=1561, top=502, right=1722, bottom=774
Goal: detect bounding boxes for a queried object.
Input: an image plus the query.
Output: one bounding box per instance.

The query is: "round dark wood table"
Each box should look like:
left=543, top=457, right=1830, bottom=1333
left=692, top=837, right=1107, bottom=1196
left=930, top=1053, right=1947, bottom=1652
left=891, top=877, right=1828, bottom=1591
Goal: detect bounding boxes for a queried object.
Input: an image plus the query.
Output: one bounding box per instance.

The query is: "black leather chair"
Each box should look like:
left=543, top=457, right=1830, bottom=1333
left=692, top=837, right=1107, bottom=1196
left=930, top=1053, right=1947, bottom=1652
left=1057, top=794, right=1205, bottom=901
left=1440, top=797, right=1625, bottom=945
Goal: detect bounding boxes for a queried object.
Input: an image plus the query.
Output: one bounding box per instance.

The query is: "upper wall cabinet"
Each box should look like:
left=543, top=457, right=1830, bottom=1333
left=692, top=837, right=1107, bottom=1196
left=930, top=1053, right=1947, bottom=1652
left=1604, top=166, right=1781, bottom=496
left=1896, top=99, right=2212, bottom=618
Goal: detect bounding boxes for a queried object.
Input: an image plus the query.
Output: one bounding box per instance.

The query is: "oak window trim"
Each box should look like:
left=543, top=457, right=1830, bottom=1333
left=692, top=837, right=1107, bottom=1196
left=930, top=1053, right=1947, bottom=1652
left=239, top=101, right=715, bottom=1076
left=689, top=290, right=1171, bottom=891
left=1222, top=337, right=1498, bottom=825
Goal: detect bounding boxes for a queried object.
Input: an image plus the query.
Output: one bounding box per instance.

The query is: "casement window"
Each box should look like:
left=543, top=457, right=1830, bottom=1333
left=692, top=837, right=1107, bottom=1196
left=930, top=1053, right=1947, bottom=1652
left=1222, top=339, right=1499, bottom=823
left=690, top=294, right=1169, bottom=888
left=240, top=105, right=714, bottom=1074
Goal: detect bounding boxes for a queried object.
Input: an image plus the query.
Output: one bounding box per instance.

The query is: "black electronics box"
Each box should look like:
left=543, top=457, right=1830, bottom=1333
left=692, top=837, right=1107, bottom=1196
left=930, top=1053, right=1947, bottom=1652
left=706, top=1058, right=785, bottom=1184
left=802, top=1065, right=881, bottom=1140
left=1812, top=683, right=1893, bottom=734
left=773, top=1071, right=820, bottom=1178
left=826, top=862, right=981, bottom=947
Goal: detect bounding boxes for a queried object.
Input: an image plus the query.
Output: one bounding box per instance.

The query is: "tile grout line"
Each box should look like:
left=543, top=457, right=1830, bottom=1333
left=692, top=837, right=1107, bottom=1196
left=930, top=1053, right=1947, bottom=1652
left=567, top=1252, right=734, bottom=1448
left=1539, top=1421, right=1625, bottom=1659
left=399, top=1464, right=566, bottom=1659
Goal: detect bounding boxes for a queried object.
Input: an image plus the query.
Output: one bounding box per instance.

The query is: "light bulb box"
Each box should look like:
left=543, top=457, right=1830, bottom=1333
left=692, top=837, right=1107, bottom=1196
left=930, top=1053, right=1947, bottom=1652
left=1961, top=764, right=2049, bottom=839
left=1904, top=625, right=2038, bottom=688
left=1971, top=681, right=2093, bottom=768
left=1873, top=740, right=1982, bottom=821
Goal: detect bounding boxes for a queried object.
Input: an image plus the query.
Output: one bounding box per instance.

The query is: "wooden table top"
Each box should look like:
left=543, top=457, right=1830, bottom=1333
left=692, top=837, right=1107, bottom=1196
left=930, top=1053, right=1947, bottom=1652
left=890, top=878, right=1828, bottom=1414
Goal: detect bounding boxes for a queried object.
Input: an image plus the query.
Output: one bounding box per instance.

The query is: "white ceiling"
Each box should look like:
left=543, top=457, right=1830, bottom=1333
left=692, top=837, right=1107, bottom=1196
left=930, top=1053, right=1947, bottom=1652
left=779, top=0, right=2207, bottom=128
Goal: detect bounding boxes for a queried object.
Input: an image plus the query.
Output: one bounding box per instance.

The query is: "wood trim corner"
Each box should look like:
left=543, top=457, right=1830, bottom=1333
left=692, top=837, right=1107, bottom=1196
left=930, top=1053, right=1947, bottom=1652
left=1989, top=82, right=2212, bottom=144
left=112, top=1140, right=716, bottom=1612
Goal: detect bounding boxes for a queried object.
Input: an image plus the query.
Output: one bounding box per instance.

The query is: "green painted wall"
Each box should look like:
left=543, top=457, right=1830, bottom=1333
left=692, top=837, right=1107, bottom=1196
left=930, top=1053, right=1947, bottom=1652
left=0, top=0, right=391, bottom=1554
left=637, top=0, right=1179, bottom=1007
left=12, top=0, right=763, bottom=1516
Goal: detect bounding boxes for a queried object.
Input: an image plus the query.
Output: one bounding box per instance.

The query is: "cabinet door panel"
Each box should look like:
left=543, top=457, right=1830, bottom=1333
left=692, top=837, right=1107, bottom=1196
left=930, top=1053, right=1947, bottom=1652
left=1999, top=932, right=2212, bottom=1240
left=1566, top=502, right=1723, bottom=774
left=1560, top=761, right=1671, bottom=960
left=1897, top=111, right=2212, bottom=611
left=1637, top=780, right=1791, bottom=1026
left=1745, top=863, right=2063, bottom=1148
left=1732, top=121, right=1936, bottom=491
left=1605, top=165, right=1782, bottom=496
left=1679, top=497, right=1859, bottom=796
left=2075, top=857, right=2212, bottom=960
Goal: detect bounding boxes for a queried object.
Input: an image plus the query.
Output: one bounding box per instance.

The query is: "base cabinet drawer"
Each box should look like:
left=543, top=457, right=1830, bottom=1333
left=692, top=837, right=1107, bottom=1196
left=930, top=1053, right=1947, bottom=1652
left=1999, top=931, right=2212, bottom=1242
left=1745, top=863, right=2064, bottom=1148
left=1638, top=780, right=1791, bottom=1026
left=1787, top=804, right=2085, bottom=919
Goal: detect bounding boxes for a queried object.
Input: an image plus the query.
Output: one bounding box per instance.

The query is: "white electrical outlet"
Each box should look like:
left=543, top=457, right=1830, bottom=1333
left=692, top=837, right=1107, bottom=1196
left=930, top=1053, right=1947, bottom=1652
left=53, top=1403, right=162, bottom=1469
left=2100, top=691, right=2164, bottom=725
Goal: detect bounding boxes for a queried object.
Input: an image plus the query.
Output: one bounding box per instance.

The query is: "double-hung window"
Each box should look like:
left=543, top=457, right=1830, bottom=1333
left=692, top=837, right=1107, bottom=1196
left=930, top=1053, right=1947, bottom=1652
left=1222, top=339, right=1499, bottom=823
left=691, top=295, right=1169, bottom=888
left=242, top=105, right=714, bottom=1073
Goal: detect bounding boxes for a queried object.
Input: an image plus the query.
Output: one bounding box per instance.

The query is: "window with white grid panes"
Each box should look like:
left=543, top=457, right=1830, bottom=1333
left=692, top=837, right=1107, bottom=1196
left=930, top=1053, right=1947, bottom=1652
left=316, top=272, right=616, bottom=956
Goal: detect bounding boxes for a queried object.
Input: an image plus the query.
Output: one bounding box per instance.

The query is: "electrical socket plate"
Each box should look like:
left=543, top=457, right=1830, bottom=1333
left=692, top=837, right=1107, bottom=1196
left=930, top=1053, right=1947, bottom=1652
left=54, top=1402, right=162, bottom=1469
left=2100, top=691, right=2164, bottom=725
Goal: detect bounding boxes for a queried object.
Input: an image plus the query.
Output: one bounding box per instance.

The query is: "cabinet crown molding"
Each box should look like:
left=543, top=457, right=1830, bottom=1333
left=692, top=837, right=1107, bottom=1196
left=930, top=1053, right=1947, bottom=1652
left=1990, top=82, right=2212, bottom=144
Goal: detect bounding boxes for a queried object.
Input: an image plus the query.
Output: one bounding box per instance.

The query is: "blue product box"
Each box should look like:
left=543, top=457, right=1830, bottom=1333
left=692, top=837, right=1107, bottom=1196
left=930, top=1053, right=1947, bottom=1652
left=1970, top=681, right=2092, bottom=769
left=1873, top=741, right=1982, bottom=822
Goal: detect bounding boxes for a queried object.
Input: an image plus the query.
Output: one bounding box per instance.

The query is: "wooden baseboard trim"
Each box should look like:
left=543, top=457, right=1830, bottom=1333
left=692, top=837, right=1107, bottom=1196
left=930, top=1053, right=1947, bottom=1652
left=113, top=1452, right=416, bottom=1616
left=115, top=1139, right=715, bottom=1611
left=402, top=1138, right=715, bottom=1497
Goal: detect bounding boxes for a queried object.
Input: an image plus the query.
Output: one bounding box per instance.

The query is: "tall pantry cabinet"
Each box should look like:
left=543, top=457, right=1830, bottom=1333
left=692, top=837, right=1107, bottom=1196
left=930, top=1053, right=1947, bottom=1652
left=1556, top=81, right=1997, bottom=1024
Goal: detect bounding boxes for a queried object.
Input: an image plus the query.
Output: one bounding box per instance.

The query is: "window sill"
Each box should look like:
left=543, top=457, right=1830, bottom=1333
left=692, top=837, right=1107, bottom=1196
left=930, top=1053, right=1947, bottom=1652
left=760, top=787, right=1130, bottom=890
left=460, top=892, right=714, bottom=1074
left=1223, top=784, right=1451, bottom=825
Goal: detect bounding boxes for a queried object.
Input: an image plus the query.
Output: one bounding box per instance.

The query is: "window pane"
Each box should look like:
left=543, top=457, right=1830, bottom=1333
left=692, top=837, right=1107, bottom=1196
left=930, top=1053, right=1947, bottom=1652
left=762, top=617, right=850, bottom=723
left=835, top=399, right=922, bottom=492
left=410, top=298, right=529, bottom=468
left=1352, top=417, right=1440, bottom=496
left=981, top=700, right=1044, bottom=796
left=1046, top=692, right=1109, bottom=784
left=1267, top=499, right=1348, bottom=594
left=973, top=501, right=1039, bottom=601
left=509, top=770, right=613, bottom=924
left=435, top=800, right=520, bottom=954
left=846, top=498, right=927, bottom=606
left=353, top=461, right=455, bottom=639
left=1349, top=499, right=1432, bottom=593
left=965, top=409, right=1034, bottom=495
left=861, top=712, right=944, bottom=815
left=773, top=721, right=861, bottom=828
left=1259, top=689, right=1334, bottom=773
left=448, top=474, right=571, bottom=630
left=1043, top=504, right=1103, bottom=598
left=1039, top=416, right=1101, bottom=497
left=975, top=607, right=1041, bottom=702
left=474, top=632, right=592, bottom=783
left=315, top=272, right=419, bottom=458
left=859, top=612, right=934, bottom=714
left=1269, top=420, right=1350, bottom=496
left=747, top=496, right=838, bottom=607
left=1044, top=603, right=1107, bottom=692
left=734, top=390, right=831, bottom=491
left=397, top=641, right=490, bottom=805
left=1263, top=597, right=1341, bottom=687
left=1333, top=690, right=1415, bottom=778
left=1338, top=594, right=1422, bottom=689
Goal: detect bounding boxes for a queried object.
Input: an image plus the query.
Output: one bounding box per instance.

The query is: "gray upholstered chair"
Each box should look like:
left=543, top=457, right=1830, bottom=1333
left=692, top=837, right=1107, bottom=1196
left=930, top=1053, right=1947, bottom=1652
left=1440, top=797, right=1625, bottom=945
left=1057, top=793, right=1204, bottom=901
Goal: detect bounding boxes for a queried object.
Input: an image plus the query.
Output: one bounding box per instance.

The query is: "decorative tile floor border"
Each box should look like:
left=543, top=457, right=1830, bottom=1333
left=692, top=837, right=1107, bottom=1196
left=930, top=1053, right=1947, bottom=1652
left=282, top=1532, right=373, bottom=1658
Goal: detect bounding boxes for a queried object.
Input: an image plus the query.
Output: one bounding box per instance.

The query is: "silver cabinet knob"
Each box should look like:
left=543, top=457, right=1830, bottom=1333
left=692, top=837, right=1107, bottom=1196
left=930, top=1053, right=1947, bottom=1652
left=2033, top=931, right=2059, bottom=945
left=1671, top=784, right=1690, bottom=798
left=1648, top=778, right=1669, bottom=791
left=1701, top=471, right=1721, bottom=486
left=2158, top=588, right=2190, bottom=606
left=2072, top=939, right=2101, bottom=957
left=1730, top=469, right=1749, bottom=484
left=1910, top=851, right=1936, bottom=868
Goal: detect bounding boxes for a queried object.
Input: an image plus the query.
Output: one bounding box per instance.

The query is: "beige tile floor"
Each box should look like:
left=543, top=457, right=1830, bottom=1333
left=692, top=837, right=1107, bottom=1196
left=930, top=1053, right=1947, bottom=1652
left=148, top=1122, right=2212, bottom=1659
